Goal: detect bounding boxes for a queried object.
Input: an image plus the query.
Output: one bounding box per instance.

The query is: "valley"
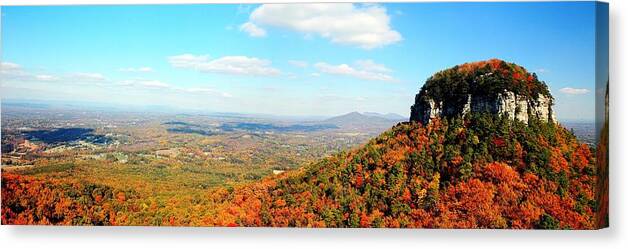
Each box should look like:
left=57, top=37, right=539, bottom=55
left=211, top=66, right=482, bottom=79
left=1, top=103, right=403, bottom=194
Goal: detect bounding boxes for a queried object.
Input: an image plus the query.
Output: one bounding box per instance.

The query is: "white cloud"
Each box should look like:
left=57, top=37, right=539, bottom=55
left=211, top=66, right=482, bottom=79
left=118, top=79, right=169, bottom=89
left=1, top=62, right=29, bottom=81
left=119, top=67, right=153, bottom=73
left=117, top=78, right=232, bottom=98
left=168, top=54, right=281, bottom=76
left=314, top=60, right=396, bottom=82
left=354, top=59, right=391, bottom=73
left=73, top=72, right=106, bottom=82
left=246, top=3, right=402, bottom=49
left=185, top=87, right=233, bottom=98
left=1, top=62, right=105, bottom=84
left=1, top=61, right=233, bottom=99
left=169, top=54, right=210, bottom=68
left=239, top=22, right=267, bottom=37
left=560, top=87, right=590, bottom=95
left=288, top=60, right=308, bottom=68
left=140, top=80, right=170, bottom=88
left=310, top=73, right=321, bottom=77
left=1, top=62, right=21, bottom=72
left=34, top=74, right=59, bottom=81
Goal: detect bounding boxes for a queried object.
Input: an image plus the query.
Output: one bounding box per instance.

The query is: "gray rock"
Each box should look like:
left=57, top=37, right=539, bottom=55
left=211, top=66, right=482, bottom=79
left=410, top=90, right=556, bottom=125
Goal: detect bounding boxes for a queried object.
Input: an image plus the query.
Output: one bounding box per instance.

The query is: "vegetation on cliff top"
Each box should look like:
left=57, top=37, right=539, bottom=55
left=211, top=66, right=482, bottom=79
left=418, top=59, right=552, bottom=104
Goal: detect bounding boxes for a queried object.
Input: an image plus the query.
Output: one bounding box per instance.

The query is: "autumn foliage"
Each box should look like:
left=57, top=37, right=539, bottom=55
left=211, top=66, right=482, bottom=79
left=1, top=114, right=601, bottom=228
left=0, top=58, right=607, bottom=228
left=1, top=174, right=132, bottom=225
left=200, top=114, right=599, bottom=228
left=420, top=59, right=552, bottom=108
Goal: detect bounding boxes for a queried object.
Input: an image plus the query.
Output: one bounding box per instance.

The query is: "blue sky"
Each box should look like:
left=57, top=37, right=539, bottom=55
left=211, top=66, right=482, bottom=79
left=0, top=2, right=604, bottom=120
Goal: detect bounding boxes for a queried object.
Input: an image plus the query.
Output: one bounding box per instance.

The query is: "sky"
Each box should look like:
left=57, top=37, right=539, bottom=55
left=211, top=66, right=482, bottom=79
left=0, top=2, right=605, bottom=121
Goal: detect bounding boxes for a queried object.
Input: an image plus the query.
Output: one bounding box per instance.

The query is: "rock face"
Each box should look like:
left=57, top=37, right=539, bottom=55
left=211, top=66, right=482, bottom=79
left=411, top=91, right=556, bottom=124
left=409, top=59, right=556, bottom=124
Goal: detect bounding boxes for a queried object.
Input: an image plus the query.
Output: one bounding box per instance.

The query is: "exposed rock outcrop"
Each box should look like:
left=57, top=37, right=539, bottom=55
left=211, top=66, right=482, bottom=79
left=410, top=59, right=556, bottom=124
left=411, top=91, right=555, bottom=124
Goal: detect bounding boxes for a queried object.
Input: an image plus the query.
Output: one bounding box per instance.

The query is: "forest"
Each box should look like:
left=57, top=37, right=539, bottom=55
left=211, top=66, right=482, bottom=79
left=2, top=114, right=600, bottom=228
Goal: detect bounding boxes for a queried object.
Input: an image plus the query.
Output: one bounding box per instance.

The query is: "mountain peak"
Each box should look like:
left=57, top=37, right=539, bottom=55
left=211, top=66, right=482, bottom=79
left=410, top=59, right=556, bottom=124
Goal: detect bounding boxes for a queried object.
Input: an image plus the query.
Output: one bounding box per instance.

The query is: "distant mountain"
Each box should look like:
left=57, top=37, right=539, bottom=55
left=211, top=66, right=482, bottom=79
left=322, top=112, right=401, bottom=130
left=410, top=58, right=555, bottom=125
left=362, top=112, right=406, bottom=121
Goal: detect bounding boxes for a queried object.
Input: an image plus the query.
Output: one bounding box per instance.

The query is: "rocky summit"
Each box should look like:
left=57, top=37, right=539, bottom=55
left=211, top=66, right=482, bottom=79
left=410, top=59, right=556, bottom=124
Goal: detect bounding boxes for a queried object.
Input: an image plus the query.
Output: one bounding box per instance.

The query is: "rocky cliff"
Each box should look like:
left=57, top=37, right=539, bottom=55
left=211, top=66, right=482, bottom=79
left=410, top=59, right=556, bottom=124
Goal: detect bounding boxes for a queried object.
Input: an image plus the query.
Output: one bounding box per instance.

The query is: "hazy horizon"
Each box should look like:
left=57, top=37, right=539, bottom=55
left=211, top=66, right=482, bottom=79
left=0, top=98, right=411, bottom=120
left=2, top=98, right=600, bottom=123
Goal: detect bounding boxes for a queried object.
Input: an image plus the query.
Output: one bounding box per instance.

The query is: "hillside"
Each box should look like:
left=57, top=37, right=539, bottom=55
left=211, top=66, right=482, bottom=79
left=2, top=115, right=598, bottom=228
left=197, top=60, right=600, bottom=228
left=203, top=114, right=597, bottom=228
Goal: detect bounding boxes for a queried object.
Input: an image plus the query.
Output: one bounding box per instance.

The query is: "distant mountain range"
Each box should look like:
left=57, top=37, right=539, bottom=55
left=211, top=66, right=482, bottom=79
left=2, top=99, right=406, bottom=123
left=322, top=112, right=405, bottom=131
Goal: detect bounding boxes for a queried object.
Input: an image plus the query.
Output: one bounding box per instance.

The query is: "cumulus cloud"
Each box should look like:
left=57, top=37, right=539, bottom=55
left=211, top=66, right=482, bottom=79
left=288, top=60, right=308, bottom=68
left=168, top=54, right=280, bottom=76
left=314, top=60, right=396, bottom=82
left=245, top=3, right=402, bottom=49
left=560, top=87, right=590, bottom=95
left=354, top=59, right=392, bottom=73
left=119, top=67, right=153, bottom=73
left=239, top=22, right=267, bottom=37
